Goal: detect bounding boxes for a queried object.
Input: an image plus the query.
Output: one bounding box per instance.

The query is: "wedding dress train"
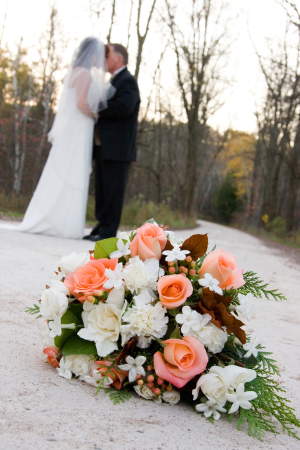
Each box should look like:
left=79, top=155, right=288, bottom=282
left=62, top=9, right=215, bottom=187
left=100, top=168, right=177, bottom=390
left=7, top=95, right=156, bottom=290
left=0, top=73, right=101, bottom=239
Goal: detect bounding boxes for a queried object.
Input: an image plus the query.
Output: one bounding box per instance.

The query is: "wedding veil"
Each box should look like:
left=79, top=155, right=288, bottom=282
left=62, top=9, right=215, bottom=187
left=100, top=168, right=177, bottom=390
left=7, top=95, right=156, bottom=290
left=48, top=37, right=108, bottom=143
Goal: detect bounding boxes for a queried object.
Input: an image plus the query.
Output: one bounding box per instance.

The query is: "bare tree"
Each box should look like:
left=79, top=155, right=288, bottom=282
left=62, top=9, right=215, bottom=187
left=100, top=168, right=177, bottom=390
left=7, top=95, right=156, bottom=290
left=248, top=4, right=300, bottom=230
left=107, top=0, right=116, bottom=42
left=9, top=39, right=35, bottom=194
left=165, top=0, right=231, bottom=214
left=135, top=0, right=157, bottom=80
left=32, top=5, right=64, bottom=187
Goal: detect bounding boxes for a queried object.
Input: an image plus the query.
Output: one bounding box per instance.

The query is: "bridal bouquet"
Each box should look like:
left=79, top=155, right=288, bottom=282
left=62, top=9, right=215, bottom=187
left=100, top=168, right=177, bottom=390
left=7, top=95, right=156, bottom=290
left=27, top=219, right=299, bottom=441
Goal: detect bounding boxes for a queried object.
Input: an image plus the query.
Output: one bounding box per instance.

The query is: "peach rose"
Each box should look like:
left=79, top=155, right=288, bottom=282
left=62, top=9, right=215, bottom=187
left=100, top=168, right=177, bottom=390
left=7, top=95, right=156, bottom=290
left=64, top=258, right=118, bottom=302
left=198, top=249, right=245, bottom=290
left=43, top=347, right=59, bottom=368
left=154, top=336, right=208, bottom=388
left=95, top=360, right=128, bottom=390
left=130, top=223, right=167, bottom=261
left=157, top=274, right=193, bottom=309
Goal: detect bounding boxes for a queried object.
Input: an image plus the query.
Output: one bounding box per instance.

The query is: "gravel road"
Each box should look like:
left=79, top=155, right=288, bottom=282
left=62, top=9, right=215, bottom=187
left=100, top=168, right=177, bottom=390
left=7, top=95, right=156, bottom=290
left=0, top=219, right=299, bottom=450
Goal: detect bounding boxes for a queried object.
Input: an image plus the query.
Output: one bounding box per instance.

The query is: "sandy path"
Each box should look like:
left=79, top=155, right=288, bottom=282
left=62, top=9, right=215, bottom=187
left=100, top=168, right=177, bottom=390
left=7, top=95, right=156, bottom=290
left=0, top=219, right=299, bottom=450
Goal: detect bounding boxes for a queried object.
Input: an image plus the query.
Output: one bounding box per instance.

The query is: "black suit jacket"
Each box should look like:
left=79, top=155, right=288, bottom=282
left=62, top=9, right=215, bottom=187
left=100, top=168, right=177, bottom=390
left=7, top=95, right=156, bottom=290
left=96, top=67, right=140, bottom=162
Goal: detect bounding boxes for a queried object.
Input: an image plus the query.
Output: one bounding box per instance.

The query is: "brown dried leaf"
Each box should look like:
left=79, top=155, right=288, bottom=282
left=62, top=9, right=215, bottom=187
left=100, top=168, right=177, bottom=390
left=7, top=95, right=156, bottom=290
left=201, top=287, right=216, bottom=309
left=227, top=316, right=246, bottom=344
left=160, top=239, right=174, bottom=266
left=159, top=224, right=169, bottom=232
left=115, top=336, right=137, bottom=365
left=181, top=234, right=208, bottom=261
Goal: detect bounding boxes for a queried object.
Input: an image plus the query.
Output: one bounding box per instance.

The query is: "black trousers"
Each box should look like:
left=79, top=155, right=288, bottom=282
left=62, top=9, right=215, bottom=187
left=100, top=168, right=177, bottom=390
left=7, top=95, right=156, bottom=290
left=94, top=155, right=131, bottom=238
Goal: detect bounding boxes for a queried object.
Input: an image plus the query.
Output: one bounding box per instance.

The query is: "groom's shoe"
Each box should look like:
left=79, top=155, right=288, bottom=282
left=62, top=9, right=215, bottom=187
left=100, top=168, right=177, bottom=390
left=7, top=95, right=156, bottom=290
left=82, top=222, right=102, bottom=240
left=82, top=234, right=104, bottom=242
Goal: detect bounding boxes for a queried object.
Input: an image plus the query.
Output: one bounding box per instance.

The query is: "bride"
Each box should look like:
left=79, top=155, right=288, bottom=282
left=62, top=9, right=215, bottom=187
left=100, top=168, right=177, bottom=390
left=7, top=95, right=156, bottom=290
left=1, top=37, right=108, bottom=239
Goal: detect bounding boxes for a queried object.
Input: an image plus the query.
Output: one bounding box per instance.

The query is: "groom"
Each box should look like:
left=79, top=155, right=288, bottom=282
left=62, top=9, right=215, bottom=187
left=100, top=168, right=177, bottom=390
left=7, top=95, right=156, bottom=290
left=84, top=44, right=140, bottom=241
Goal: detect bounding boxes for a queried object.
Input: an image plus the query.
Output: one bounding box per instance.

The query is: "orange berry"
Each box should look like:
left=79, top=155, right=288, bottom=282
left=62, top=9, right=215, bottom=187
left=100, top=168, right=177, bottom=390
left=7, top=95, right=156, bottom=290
left=154, top=388, right=161, bottom=396
left=137, top=379, right=144, bottom=385
left=147, top=382, right=154, bottom=389
left=147, top=374, right=154, bottom=382
left=166, top=385, right=173, bottom=391
left=186, top=256, right=192, bottom=262
left=157, top=378, right=164, bottom=385
left=169, top=267, right=175, bottom=274
left=147, top=365, right=152, bottom=371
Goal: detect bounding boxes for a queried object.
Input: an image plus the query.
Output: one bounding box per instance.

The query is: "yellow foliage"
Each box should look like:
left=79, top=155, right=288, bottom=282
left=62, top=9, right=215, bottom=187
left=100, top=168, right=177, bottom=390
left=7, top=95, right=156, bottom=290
left=219, top=130, right=256, bottom=199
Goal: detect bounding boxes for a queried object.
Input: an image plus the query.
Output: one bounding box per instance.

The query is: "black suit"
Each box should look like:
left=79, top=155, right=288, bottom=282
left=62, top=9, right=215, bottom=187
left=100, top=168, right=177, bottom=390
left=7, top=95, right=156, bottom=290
left=93, top=67, right=140, bottom=238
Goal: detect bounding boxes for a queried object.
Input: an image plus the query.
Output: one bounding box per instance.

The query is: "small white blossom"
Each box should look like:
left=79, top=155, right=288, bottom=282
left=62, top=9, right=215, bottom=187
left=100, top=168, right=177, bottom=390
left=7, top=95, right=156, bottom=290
left=118, top=231, right=131, bottom=242
left=118, top=355, right=146, bottom=383
left=57, top=357, right=72, bottom=380
left=48, top=316, right=76, bottom=338
left=196, top=399, right=227, bottom=420
left=110, top=238, right=131, bottom=259
left=103, top=263, right=128, bottom=290
left=225, top=383, right=257, bottom=414
left=162, top=245, right=190, bottom=262
left=199, top=273, right=223, bottom=296
left=235, top=293, right=254, bottom=320
left=243, top=334, right=260, bottom=358
left=165, top=230, right=184, bottom=247
left=175, top=306, right=202, bottom=334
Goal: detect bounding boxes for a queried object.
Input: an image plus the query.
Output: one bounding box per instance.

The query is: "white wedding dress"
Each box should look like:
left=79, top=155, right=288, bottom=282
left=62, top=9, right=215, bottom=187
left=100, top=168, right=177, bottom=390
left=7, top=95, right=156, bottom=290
left=1, top=70, right=101, bottom=239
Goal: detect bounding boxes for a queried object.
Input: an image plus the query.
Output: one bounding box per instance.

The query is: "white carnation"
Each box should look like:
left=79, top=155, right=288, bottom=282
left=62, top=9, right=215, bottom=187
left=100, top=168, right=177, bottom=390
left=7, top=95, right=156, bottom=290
left=124, top=256, right=161, bottom=294
left=193, top=323, right=228, bottom=354
left=59, top=252, right=90, bottom=276
left=121, top=302, right=168, bottom=348
left=64, top=354, right=94, bottom=378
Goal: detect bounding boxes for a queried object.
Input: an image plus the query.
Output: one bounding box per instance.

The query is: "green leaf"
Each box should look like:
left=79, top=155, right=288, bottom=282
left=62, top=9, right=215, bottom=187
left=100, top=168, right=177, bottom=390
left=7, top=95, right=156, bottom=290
left=54, top=309, right=82, bottom=348
left=142, top=218, right=157, bottom=225
left=168, top=307, right=179, bottom=317
left=94, top=237, right=119, bottom=259
left=170, top=325, right=181, bottom=340
left=25, top=304, right=41, bottom=316
left=62, top=334, right=97, bottom=357
left=105, top=387, right=132, bottom=405
left=68, top=302, right=84, bottom=321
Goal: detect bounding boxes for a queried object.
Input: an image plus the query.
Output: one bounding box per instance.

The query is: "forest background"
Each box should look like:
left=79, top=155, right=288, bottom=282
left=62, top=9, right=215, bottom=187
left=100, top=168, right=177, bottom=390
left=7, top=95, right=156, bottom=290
left=0, top=0, right=300, bottom=245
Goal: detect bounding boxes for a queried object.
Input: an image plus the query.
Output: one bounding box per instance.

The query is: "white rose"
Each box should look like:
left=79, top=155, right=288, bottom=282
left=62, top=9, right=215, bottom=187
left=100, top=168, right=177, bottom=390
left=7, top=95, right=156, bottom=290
left=134, top=385, right=162, bottom=403
left=64, top=354, right=94, bottom=378
left=192, top=366, right=232, bottom=405
left=39, top=322, right=55, bottom=350
left=223, top=365, right=257, bottom=389
left=194, top=323, right=228, bottom=354
left=50, top=280, right=70, bottom=296
left=162, top=390, right=180, bottom=405
left=59, top=252, right=90, bottom=276
left=78, top=301, right=123, bottom=357
left=40, top=288, right=68, bottom=320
